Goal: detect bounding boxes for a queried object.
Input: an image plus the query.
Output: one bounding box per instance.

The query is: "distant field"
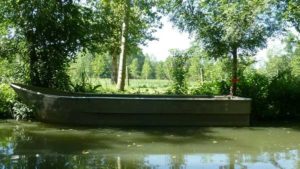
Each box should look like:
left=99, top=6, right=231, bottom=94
left=89, top=78, right=172, bottom=94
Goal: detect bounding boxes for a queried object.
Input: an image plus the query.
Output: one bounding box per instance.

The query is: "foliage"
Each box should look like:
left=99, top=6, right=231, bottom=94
left=155, top=62, right=166, bottom=79
left=267, top=70, right=300, bottom=119
left=288, top=36, right=300, bottom=77
left=12, top=101, right=33, bottom=120
left=0, top=83, right=32, bottom=120
left=236, top=70, right=271, bottom=120
left=163, top=57, right=173, bottom=80
left=263, top=32, right=300, bottom=79
left=265, top=53, right=291, bottom=78
left=129, top=58, right=140, bottom=79
left=141, top=57, right=153, bottom=79
left=169, top=50, right=188, bottom=95
left=127, top=49, right=146, bottom=78
left=69, top=52, right=97, bottom=81
left=190, top=81, right=220, bottom=95
left=215, top=68, right=300, bottom=121
left=70, top=72, right=101, bottom=93
left=0, top=57, right=29, bottom=83
left=97, top=0, right=162, bottom=54
left=92, top=53, right=110, bottom=78
left=167, top=0, right=282, bottom=56
left=1, top=0, right=109, bottom=90
left=96, top=0, right=162, bottom=87
left=0, top=83, right=15, bottom=118
left=285, top=0, right=300, bottom=32
left=188, top=54, right=203, bottom=82
left=291, top=54, right=300, bottom=77
left=166, top=0, right=283, bottom=94
left=186, top=44, right=230, bottom=82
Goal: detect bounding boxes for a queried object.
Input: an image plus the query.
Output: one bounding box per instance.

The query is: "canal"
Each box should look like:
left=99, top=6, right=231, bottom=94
left=1, top=120, right=300, bottom=168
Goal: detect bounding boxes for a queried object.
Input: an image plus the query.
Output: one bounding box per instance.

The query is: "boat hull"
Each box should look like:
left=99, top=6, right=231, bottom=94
left=11, top=83, right=251, bottom=126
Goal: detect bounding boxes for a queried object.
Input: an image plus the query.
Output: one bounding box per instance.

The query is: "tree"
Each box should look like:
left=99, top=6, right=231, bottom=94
left=116, top=0, right=162, bottom=90
left=129, top=58, right=139, bottom=79
left=0, top=0, right=107, bottom=90
left=92, top=52, right=111, bottom=78
left=285, top=0, right=300, bottom=32
left=155, top=61, right=165, bottom=79
left=265, top=32, right=300, bottom=77
left=188, top=55, right=202, bottom=82
left=266, top=52, right=291, bottom=78
left=69, top=51, right=108, bottom=81
left=163, top=56, right=173, bottom=80
left=170, top=50, right=188, bottom=94
left=291, top=49, right=300, bottom=77
left=186, top=45, right=206, bottom=82
left=97, top=0, right=162, bottom=86
left=69, top=52, right=94, bottom=81
left=167, top=0, right=283, bottom=95
left=286, top=33, right=300, bottom=77
left=117, top=0, right=131, bottom=91
left=141, top=57, right=152, bottom=79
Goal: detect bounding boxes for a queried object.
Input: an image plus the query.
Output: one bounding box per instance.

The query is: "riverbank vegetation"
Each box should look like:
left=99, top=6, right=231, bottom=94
left=0, top=0, right=300, bottom=122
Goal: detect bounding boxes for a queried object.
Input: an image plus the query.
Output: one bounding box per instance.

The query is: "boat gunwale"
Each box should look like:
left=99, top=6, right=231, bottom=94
left=10, top=83, right=251, bottom=101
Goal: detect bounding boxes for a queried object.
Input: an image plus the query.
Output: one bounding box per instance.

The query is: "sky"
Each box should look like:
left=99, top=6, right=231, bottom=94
left=141, top=17, right=285, bottom=67
left=141, top=17, right=192, bottom=61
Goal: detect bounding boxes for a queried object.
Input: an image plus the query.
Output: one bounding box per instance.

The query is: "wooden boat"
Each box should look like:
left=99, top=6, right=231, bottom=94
left=10, top=83, right=251, bottom=126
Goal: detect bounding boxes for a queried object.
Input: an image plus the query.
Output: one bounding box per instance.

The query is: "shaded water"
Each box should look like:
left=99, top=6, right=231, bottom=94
left=1, top=120, right=300, bottom=169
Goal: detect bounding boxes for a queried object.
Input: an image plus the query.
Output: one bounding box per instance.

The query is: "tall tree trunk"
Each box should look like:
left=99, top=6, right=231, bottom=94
left=117, top=0, right=130, bottom=91
left=231, top=47, right=238, bottom=96
left=111, top=52, right=118, bottom=84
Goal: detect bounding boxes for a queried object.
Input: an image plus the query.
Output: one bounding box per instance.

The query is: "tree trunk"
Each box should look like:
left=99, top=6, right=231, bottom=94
left=231, top=47, right=238, bottom=96
left=117, top=0, right=130, bottom=91
left=117, top=156, right=121, bottom=169
left=25, top=35, right=42, bottom=87
left=29, top=47, right=41, bottom=86
left=25, top=30, right=41, bottom=87
left=111, top=52, right=118, bottom=84
left=200, top=68, right=204, bottom=85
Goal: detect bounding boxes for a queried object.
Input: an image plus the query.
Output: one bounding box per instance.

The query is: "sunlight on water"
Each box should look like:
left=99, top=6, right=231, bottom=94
left=1, top=120, right=300, bottom=169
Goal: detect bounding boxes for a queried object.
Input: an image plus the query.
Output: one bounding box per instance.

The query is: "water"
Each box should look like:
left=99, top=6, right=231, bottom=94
left=1, top=120, right=300, bottom=169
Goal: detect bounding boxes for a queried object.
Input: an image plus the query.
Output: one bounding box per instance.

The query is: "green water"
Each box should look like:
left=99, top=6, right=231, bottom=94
left=1, top=120, right=300, bottom=169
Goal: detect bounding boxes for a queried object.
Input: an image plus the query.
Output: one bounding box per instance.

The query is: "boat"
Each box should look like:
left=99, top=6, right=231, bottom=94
left=10, top=83, right=251, bottom=126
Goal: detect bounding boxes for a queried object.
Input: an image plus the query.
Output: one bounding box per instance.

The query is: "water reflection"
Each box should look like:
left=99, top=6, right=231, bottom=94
left=1, top=152, right=299, bottom=169
left=1, top=121, right=300, bottom=169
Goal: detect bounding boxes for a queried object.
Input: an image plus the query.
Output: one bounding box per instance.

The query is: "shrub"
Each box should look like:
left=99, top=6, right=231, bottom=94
left=236, top=72, right=271, bottom=120
left=190, top=81, right=221, bottom=95
left=231, top=70, right=300, bottom=121
left=0, top=83, right=33, bottom=120
left=12, top=101, right=33, bottom=120
left=0, top=83, right=15, bottom=118
left=267, top=70, right=300, bottom=119
left=70, top=72, right=101, bottom=93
